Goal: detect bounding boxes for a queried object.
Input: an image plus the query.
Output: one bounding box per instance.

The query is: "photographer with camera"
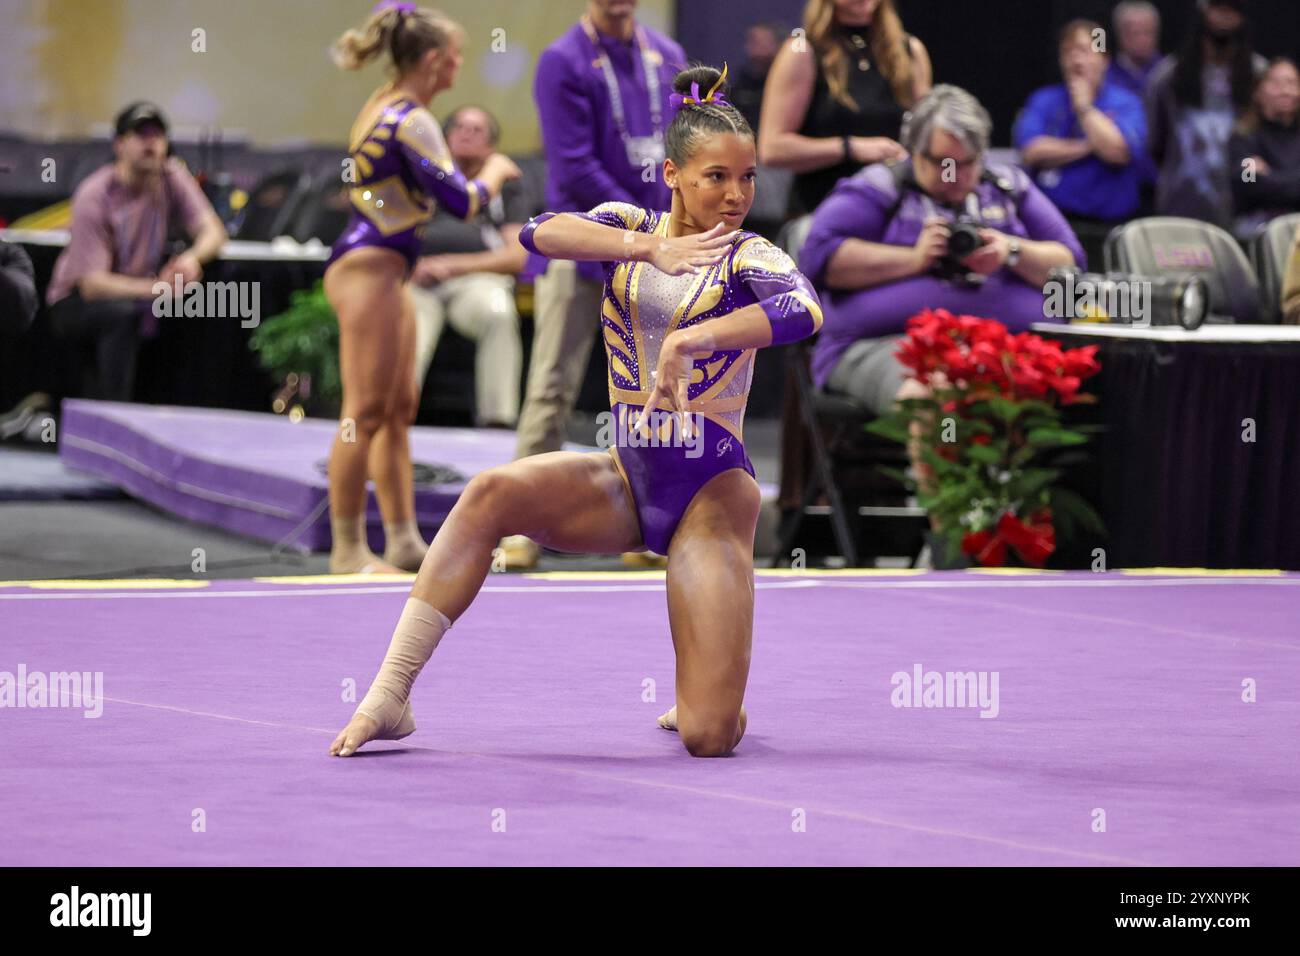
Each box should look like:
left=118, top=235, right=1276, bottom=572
left=799, top=85, right=1084, bottom=414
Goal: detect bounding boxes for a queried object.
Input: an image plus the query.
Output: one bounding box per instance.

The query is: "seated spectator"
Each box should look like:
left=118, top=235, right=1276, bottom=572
left=0, top=240, right=37, bottom=336
left=1108, top=1, right=1165, bottom=99
left=409, top=105, right=532, bottom=428
left=1015, top=18, right=1148, bottom=263
left=1146, top=0, right=1266, bottom=228
left=45, top=102, right=227, bottom=402
left=1228, top=57, right=1300, bottom=235
left=1283, top=224, right=1300, bottom=325
left=800, top=84, right=1085, bottom=415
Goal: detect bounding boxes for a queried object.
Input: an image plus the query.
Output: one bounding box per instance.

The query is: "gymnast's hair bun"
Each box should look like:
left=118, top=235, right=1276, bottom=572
left=672, top=64, right=728, bottom=102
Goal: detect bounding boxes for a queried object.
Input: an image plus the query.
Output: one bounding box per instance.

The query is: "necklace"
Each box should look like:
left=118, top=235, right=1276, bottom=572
left=845, top=29, right=871, bottom=72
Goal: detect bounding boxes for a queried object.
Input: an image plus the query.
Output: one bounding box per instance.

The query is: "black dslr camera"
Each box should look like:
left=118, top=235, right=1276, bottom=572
left=929, top=195, right=988, bottom=287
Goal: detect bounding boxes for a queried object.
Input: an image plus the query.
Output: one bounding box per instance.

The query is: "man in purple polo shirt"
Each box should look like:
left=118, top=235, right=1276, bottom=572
left=799, top=85, right=1084, bottom=414
left=46, top=102, right=226, bottom=404
left=500, top=0, right=684, bottom=569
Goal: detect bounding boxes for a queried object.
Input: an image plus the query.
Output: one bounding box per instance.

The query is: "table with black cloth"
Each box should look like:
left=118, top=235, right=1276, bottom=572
left=1032, top=323, right=1300, bottom=571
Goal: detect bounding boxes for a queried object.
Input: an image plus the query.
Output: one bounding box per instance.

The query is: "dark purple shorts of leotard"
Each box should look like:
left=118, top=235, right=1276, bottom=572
left=325, top=215, right=422, bottom=272
left=607, top=401, right=757, bottom=556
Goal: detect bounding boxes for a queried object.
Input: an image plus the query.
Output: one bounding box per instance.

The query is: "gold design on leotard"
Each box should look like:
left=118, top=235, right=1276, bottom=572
left=395, top=107, right=456, bottom=174
left=731, top=235, right=825, bottom=332
left=604, top=323, right=636, bottom=377
left=347, top=90, right=409, bottom=154
left=607, top=262, right=643, bottom=389
left=394, top=105, right=482, bottom=219
left=355, top=154, right=374, bottom=178
left=730, top=234, right=796, bottom=275
left=606, top=209, right=668, bottom=391
left=586, top=201, right=649, bottom=233
left=602, top=293, right=630, bottom=339
left=358, top=141, right=386, bottom=159
left=667, top=270, right=724, bottom=336
left=695, top=348, right=755, bottom=402
left=347, top=174, right=431, bottom=236
left=610, top=352, right=636, bottom=384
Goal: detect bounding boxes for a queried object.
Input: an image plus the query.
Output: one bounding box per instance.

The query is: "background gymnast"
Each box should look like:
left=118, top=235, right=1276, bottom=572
left=331, top=63, right=823, bottom=758
left=324, top=3, right=520, bottom=574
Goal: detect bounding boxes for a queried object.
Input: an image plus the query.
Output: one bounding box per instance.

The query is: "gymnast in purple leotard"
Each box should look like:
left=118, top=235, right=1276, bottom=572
left=517, top=199, right=822, bottom=554
left=322, top=4, right=519, bottom=575
left=331, top=62, right=821, bottom=761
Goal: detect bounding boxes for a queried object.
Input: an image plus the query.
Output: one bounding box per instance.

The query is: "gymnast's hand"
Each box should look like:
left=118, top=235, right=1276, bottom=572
left=646, top=221, right=735, bottom=277
left=634, top=330, right=707, bottom=441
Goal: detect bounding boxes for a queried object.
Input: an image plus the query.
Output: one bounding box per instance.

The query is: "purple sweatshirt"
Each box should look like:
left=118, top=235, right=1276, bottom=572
left=799, top=161, right=1086, bottom=389
left=527, top=20, right=685, bottom=282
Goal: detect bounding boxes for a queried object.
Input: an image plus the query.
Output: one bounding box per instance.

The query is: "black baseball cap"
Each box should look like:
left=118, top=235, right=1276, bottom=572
left=114, top=101, right=169, bottom=137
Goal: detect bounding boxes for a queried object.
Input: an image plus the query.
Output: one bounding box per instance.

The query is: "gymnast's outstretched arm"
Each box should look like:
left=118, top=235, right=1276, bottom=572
left=519, top=210, right=734, bottom=274
left=395, top=106, right=518, bottom=220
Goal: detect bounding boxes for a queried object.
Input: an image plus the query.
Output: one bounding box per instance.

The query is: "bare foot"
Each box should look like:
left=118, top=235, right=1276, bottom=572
left=330, top=713, right=381, bottom=757
left=329, top=699, right=416, bottom=756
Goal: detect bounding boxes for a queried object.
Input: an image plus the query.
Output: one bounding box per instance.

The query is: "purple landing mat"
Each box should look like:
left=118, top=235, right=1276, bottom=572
left=56, top=400, right=514, bottom=553
left=55, top=400, right=780, bottom=554
left=2, top=571, right=1297, bottom=866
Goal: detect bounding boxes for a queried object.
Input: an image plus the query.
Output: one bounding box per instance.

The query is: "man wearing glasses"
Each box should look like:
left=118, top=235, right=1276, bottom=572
left=798, top=84, right=1084, bottom=419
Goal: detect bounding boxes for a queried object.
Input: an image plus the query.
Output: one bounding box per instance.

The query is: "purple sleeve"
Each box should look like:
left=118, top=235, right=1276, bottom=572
left=798, top=178, right=891, bottom=289
left=394, top=108, right=489, bottom=221
left=534, top=47, right=638, bottom=208
left=733, top=237, right=824, bottom=345
left=1016, top=178, right=1087, bottom=270
left=517, top=212, right=558, bottom=256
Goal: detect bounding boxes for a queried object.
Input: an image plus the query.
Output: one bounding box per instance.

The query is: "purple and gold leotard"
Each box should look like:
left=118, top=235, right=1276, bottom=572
left=327, top=94, right=489, bottom=271
left=519, top=201, right=824, bottom=554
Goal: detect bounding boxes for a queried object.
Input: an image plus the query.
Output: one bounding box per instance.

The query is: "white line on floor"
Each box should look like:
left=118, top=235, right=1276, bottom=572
left=2, top=575, right=1297, bottom=601
left=0, top=580, right=823, bottom=600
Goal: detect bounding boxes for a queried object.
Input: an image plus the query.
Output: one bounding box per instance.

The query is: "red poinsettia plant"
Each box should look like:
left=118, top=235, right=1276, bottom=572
left=866, top=309, right=1105, bottom=567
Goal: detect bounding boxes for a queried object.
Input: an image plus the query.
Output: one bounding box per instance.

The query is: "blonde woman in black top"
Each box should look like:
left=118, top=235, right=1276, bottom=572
left=759, top=0, right=932, bottom=216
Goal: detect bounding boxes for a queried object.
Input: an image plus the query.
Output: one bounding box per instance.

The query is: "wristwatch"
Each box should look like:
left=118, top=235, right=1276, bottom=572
left=1006, top=237, right=1021, bottom=268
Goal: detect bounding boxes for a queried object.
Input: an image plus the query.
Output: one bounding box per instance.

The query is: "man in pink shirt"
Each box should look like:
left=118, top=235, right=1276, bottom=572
left=46, top=102, right=227, bottom=402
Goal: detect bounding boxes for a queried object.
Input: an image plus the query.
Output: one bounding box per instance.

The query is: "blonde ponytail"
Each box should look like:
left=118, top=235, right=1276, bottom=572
left=332, top=6, right=463, bottom=73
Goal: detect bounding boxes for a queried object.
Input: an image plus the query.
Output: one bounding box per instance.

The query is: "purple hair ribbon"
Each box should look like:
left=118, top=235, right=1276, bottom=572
left=371, top=0, right=416, bottom=13
left=668, top=61, right=732, bottom=112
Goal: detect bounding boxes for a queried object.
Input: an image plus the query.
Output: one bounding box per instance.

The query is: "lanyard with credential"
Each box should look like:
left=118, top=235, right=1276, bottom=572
left=579, top=14, right=663, bottom=142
